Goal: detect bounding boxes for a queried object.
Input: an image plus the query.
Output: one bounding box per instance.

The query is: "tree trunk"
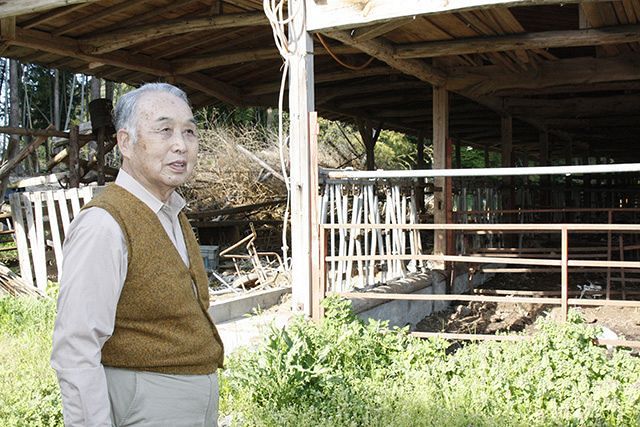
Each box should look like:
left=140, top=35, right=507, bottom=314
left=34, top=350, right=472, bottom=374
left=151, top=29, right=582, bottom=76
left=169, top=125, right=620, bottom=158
left=104, top=80, right=114, bottom=100
left=53, top=69, right=61, bottom=130
left=1, top=59, right=22, bottom=200
left=91, top=77, right=101, bottom=101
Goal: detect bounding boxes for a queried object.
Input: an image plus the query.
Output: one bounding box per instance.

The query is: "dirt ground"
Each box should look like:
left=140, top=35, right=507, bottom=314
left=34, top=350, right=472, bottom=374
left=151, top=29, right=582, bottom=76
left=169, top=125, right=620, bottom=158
left=416, top=273, right=640, bottom=342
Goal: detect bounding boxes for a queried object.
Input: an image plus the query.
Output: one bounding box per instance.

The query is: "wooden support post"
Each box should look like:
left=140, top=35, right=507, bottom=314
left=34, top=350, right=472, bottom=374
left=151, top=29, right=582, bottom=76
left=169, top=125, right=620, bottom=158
left=446, top=137, right=454, bottom=273
left=288, top=0, right=315, bottom=314
left=96, top=127, right=106, bottom=185
left=68, top=125, right=80, bottom=188
left=619, top=236, right=626, bottom=300
left=310, top=113, right=323, bottom=320
left=432, top=86, right=448, bottom=270
left=561, top=227, right=569, bottom=322
left=565, top=141, right=573, bottom=210
left=416, top=131, right=426, bottom=214
left=501, top=115, right=514, bottom=245
left=606, top=210, right=612, bottom=299
left=313, top=228, right=327, bottom=321
left=539, top=130, right=549, bottom=207
left=357, top=119, right=381, bottom=171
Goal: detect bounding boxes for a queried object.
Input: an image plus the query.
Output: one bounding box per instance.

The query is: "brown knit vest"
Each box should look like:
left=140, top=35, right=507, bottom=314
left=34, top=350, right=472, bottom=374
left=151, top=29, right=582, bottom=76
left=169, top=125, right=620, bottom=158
left=83, top=184, right=224, bottom=374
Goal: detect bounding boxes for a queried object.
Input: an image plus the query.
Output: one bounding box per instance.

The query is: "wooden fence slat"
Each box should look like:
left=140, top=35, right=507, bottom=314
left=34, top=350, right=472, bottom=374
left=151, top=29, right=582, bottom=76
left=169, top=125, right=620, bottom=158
left=45, top=190, right=63, bottom=275
left=9, top=193, right=34, bottom=287
left=68, top=188, right=81, bottom=218
left=30, top=192, right=48, bottom=291
left=21, top=193, right=40, bottom=291
left=55, top=189, right=71, bottom=235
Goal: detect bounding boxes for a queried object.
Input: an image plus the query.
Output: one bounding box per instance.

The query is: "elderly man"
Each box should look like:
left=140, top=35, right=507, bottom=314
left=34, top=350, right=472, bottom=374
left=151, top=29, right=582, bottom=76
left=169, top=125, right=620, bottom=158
left=51, top=83, right=224, bottom=427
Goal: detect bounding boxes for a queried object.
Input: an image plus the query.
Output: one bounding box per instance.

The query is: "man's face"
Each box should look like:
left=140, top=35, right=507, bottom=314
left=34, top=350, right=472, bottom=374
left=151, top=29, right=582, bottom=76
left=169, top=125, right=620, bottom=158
left=118, top=91, right=198, bottom=201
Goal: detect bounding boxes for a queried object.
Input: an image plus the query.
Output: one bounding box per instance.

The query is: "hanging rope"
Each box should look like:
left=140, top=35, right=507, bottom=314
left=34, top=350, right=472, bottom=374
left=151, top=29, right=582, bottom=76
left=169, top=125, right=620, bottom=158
left=263, top=0, right=302, bottom=270
left=316, top=33, right=375, bottom=71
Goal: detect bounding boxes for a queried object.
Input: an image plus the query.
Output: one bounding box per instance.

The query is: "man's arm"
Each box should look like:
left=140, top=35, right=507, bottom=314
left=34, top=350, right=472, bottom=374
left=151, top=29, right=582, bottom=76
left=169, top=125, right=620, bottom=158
left=51, top=207, right=127, bottom=426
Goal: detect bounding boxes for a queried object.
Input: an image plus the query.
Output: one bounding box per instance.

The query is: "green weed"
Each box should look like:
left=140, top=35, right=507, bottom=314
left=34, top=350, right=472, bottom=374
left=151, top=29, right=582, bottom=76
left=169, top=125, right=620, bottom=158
left=221, top=297, right=640, bottom=427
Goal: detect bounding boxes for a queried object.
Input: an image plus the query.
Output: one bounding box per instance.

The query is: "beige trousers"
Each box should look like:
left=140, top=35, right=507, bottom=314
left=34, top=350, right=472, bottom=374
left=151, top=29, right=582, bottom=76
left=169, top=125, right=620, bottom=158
left=104, top=367, right=219, bottom=427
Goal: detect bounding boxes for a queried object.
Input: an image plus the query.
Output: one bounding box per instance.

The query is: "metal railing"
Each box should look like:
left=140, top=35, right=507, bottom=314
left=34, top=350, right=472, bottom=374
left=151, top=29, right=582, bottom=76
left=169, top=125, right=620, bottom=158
left=315, top=222, right=640, bottom=348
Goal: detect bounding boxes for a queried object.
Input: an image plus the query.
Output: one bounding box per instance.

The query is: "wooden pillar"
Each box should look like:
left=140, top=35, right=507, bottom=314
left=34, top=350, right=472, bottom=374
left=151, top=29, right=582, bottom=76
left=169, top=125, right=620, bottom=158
left=565, top=141, right=573, bottom=209
left=583, top=149, right=592, bottom=210
left=96, top=127, right=106, bottom=186
left=68, top=125, right=80, bottom=188
left=288, top=0, right=315, bottom=315
left=501, top=115, right=513, bottom=220
left=416, top=131, right=426, bottom=214
left=357, top=119, right=381, bottom=171
left=522, top=149, right=530, bottom=209
left=539, top=130, right=549, bottom=207
left=446, top=137, right=454, bottom=266
left=433, top=86, right=448, bottom=270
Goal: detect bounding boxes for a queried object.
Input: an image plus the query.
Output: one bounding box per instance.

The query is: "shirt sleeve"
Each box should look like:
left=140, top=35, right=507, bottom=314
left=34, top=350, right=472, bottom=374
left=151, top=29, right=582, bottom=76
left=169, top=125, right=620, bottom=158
left=51, top=207, right=128, bottom=427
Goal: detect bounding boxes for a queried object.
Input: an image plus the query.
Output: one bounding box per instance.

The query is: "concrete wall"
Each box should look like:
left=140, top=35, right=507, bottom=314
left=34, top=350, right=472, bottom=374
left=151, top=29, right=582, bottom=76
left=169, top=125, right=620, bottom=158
left=209, top=286, right=291, bottom=323
left=352, top=266, right=498, bottom=328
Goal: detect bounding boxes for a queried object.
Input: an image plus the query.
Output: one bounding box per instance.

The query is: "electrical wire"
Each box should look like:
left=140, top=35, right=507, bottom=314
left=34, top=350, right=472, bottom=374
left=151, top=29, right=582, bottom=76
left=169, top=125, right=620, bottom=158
left=316, top=33, right=375, bottom=71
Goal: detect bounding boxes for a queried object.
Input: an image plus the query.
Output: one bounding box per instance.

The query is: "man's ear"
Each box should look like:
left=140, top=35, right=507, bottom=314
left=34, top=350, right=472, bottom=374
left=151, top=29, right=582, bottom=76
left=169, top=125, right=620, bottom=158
left=117, top=129, right=133, bottom=159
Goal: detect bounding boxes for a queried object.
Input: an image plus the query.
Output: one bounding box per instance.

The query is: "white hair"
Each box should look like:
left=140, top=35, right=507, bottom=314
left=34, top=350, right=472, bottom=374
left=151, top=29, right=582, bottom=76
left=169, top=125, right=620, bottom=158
left=113, top=82, right=190, bottom=144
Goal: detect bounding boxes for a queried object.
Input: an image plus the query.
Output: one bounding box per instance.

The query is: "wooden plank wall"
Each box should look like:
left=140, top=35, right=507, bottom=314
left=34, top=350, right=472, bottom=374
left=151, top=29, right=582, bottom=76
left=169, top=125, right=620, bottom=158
left=9, top=186, right=99, bottom=291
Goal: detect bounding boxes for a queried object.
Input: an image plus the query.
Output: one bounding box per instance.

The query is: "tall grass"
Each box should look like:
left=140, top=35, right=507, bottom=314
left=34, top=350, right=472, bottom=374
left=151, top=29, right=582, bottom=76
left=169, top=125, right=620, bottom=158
left=2, top=295, right=640, bottom=426
left=0, top=296, right=62, bottom=426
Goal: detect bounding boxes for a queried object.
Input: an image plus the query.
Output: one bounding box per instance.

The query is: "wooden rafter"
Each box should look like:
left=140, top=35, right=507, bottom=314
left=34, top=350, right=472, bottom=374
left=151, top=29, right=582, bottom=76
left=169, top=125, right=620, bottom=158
left=446, top=53, right=640, bottom=96
left=504, top=94, right=640, bottom=117
left=351, top=19, right=414, bottom=42
left=5, top=27, right=244, bottom=105
left=0, top=0, right=100, bottom=19
left=245, top=66, right=401, bottom=96
left=172, top=44, right=361, bottom=75
left=20, top=3, right=89, bottom=29
left=82, top=12, right=268, bottom=54
left=53, top=0, right=147, bottom=36
left=98, top=0, right=203, bottom=33
left=396, top=24, right=640, bottom=58
left=324, top=30, right=447, bottom=86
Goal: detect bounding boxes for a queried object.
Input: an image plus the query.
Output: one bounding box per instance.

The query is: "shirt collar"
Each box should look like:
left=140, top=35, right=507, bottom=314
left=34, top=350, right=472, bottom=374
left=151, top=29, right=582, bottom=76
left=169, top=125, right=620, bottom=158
left=115, top=169, right=186, bottom=216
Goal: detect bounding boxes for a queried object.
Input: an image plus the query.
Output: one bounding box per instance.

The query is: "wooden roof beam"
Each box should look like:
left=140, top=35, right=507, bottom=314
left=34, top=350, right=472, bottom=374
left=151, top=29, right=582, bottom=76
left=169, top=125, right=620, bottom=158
left=98, top=0, right=203, bottom=33
left=351, top=19, right=414, bottom=42
left=323, top=30, right=447, bottom=86
left=245, top=66, right=401, bottom=96
left=0, top=0, right=100, bottom=19
left=504, top=94, right=640, bottom=117
left=306, top=0, right=589, bottom=32
left=5, top=27, right=244, bottom=105
left=172, top=44, right=361, bottom=75
left=447, top=53, right=640, bottom=96
left=82, top=12, right=268, bottom=54
left=20, top=3, right=89, bottom=29
left=396, top=24, right=640, bottom=58
left=53, top=0, right=147, bottom=36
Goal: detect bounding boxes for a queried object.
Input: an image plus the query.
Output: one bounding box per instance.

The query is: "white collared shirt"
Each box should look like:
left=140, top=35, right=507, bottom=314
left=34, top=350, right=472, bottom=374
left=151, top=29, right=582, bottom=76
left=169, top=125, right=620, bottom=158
left=51, top=169, right=191, bottom=426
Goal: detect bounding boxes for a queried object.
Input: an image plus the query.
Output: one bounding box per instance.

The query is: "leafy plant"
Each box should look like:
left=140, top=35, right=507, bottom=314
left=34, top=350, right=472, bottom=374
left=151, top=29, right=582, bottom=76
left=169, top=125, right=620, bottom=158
left=221, top=300, right=640, bottom=426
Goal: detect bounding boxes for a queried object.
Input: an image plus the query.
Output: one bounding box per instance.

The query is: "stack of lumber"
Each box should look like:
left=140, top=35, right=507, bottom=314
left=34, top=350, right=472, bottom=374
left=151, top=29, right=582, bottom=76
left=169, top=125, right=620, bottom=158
left=0, top=263, right=45, bottom=298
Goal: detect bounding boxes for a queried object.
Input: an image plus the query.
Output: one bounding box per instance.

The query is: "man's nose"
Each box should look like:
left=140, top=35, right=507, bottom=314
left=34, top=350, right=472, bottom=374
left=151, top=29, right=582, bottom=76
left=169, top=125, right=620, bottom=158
left=171, top=132, right=188, bottom=152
